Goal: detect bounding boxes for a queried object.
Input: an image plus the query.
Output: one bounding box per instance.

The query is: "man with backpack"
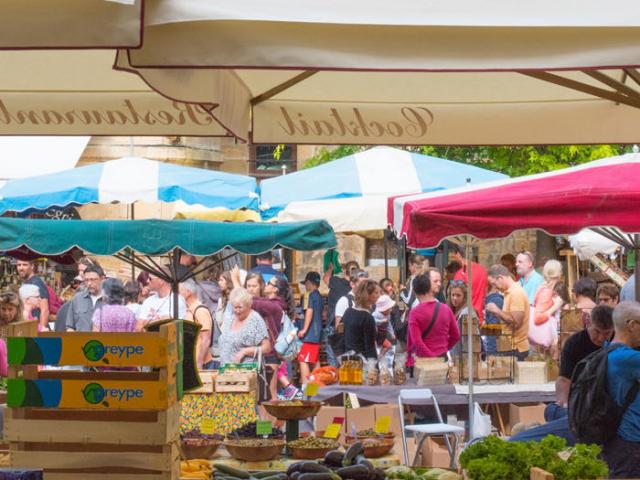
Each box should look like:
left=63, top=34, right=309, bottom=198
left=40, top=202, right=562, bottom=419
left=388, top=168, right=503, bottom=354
left=599, top=301, right=640, bottom=478
left=509, top=304, right=614, bottom=444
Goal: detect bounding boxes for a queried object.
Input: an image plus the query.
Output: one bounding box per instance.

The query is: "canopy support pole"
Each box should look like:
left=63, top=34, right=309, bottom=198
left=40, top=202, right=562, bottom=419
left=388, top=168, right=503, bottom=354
left=384, top=230, right=389, bottom=279
left=465, top=236, right=474, bottom=440
left=635, top=235, right=640, bottom=302
left=170, top=248, right=180, bottom=320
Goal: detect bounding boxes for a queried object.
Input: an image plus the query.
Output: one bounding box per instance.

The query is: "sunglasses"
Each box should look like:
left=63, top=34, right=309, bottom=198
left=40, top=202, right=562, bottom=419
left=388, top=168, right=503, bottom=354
left=449, top=280, right=466, bottom=286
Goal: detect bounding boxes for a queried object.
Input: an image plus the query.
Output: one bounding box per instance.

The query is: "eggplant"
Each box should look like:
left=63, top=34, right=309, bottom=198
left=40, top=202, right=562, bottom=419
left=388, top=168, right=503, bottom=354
left=342, top=443, right=365, bottom=467
left=336, top=465, right=371, bottom=480
left=299, top=462, right=332, bottom=474
left=298, top=473, right=339, bottom=480
left=373, top=468, right=386, bottom=480
left=290, top=472, right=301, bottom=480
left=355, top=456, right=374, bottom=473
left=257, top=474, right=287, bottom=480
left=323, top=450, right=345, bottom=467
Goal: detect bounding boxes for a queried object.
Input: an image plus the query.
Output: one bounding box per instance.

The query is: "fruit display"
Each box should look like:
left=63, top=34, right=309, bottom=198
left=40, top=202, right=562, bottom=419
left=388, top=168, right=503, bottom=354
left=180, top=459, right=213, bottom=479
left=262, top=400, right=324, bottom=420
left=354, top=429, right=395, bottom=440
left=180, top=429, right=224, bottom=459
left=288, top=436, right=341, bottom=460
left=227, top=421, right=285, bottom=439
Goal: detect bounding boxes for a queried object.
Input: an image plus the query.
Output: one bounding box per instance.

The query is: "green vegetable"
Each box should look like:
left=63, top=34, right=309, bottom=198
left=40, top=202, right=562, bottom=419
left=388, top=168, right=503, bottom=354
left=436, top=473, right=462, bottom=480
left=213, top=464, right=251, bottom=479
left=385, top=466, right=418, bottom=480
left=459, top=435, right=608, bottom=480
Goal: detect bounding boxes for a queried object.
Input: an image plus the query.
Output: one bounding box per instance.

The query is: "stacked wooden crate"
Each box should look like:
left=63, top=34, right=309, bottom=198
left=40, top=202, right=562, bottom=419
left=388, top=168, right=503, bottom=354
left=5, top=320, right=182, bottom=480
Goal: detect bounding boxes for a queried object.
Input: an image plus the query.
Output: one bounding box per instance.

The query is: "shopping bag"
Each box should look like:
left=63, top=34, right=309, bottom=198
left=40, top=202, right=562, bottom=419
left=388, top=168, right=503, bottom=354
left=471, top=402, right=492, bottom=439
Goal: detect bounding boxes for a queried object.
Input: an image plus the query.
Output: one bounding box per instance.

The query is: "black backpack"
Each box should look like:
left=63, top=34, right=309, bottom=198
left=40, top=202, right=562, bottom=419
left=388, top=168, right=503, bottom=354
left=568, top=344, right=640, bottom=445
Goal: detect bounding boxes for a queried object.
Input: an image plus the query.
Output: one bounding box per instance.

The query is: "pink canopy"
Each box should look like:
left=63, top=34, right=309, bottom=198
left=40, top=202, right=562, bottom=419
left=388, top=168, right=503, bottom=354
left=389, top=154, right=640, bottom=249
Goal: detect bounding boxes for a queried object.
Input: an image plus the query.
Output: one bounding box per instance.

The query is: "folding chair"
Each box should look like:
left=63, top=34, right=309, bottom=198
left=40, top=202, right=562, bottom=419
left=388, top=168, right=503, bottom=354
left=398, top=388, right=465, bottom=468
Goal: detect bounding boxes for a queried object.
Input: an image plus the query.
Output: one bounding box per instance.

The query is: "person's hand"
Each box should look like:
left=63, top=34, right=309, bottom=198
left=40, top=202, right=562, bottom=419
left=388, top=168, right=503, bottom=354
left=231, top=265, right=241, bottom=282
left=234, top=348, right=249, bottom=363
left=298, top=330, right=306, bottom=339
left=486, top=302, right=500, bottom=314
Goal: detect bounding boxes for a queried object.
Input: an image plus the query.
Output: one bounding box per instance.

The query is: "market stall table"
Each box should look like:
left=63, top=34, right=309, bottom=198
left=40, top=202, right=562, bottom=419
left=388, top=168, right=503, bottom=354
left=314, top=379, right=556, bottom=405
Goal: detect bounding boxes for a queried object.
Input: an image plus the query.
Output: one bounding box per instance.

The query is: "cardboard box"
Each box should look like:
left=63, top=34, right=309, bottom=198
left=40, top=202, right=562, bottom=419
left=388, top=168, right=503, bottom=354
left=374, top=403, right=402, bottom=437
left=345, top=405, right=376, bottom=436
left=316, top=406, right=346, bottom=441
left=420, top=437, right=452, bottom=468
left=394, top=436, right=417, bottom=465
left=508, top=403, right=546, bottom=434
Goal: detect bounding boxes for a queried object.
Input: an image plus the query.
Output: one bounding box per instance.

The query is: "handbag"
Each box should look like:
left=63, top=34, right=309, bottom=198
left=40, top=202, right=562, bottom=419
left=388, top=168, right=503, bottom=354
left=253, top=347, right=274, bottom=403
left=275, top=312, right=301, bottom=360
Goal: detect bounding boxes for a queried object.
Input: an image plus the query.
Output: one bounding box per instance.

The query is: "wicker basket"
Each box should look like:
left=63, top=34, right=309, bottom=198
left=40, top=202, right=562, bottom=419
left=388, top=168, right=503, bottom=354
left=515, top=361, right=548, bottom=384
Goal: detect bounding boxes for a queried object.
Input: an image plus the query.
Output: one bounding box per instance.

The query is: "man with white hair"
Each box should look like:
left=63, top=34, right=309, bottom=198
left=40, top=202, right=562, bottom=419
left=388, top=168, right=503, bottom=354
left=602, top=301, right=640, bottom=478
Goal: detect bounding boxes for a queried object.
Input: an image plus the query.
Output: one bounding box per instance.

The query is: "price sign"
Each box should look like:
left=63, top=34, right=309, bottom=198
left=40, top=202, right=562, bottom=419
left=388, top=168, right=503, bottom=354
left=256, top=420, right=273, bottom=436
left=375, top=416, right=391, bottom=434
left=200, top=418, right=215, bottom=435
left=305, top=383, right=319, bottom=397
left=324, top=423, right=342, bottom=439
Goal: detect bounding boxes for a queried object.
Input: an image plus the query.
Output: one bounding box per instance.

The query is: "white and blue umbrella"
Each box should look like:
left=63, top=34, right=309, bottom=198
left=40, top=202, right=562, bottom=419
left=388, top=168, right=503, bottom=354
left=0, top=156, right=260, bottom=214
left=260, top=146, right=507, bottom=232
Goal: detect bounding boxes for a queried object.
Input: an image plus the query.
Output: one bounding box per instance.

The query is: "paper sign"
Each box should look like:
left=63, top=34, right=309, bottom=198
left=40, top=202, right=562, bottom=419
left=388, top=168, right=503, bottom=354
left=256, top=420, right=273, bottom=436
left=332, top=416, right=345, bottom=425
left=375, top=416, right=391, bottom=434
left=324, top=423, right=342, bottom=438
left=305, top=383, right=319, bottom=397
left=345, top=392, right=360, bottom=409
left=200, top=418, right=215, bottom=435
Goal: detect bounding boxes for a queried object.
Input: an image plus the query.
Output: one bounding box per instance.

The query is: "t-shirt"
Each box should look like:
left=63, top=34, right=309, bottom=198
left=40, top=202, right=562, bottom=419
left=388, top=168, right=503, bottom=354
left=620, top=275, right=636, bottom=302
left=219, top=310, right=269, bottom=365
left=607, top=343, right=640, bottom=441
left=520, top=270, right=545, bottom=305
left=301, top=290, right=323, bottom=344
left=25, top=275, right=49, bottom=320
left=137, top=293, right=187, bottom=325
left=327, top=276, right=350, bottom=325
left=406, top=300, right=460, bottom=358
left=503, top=282, right=530, bottom=353
left=250, top=264, right=286, bottom=284
left=251, top=296, right=283, bottom=344
left=559, top=329, right=600, bottom=379
left=343, top=307, right=377, bottom=359
left=92, top=304, right=137, bottom=333
left=453, top=262, right=487, bottom=323
left=335, top=292, right=355, bottom=321
left=484, top=291, right=504, bottom=353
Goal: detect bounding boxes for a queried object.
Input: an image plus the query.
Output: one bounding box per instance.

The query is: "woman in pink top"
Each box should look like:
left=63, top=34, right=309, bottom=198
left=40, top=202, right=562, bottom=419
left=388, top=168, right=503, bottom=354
left=407, top=273, right=460, bottom=360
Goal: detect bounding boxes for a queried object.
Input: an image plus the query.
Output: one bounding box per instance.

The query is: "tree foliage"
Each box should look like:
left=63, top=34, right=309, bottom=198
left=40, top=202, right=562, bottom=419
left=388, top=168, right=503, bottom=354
left=302, top=144, right=634, bottom=176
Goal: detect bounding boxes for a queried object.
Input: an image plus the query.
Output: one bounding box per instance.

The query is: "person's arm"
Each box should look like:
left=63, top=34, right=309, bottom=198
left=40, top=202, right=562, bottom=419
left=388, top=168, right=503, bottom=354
left=65, top=300, right=76, bottom=332
left=407, top=308, right=437, bottom=357
left=298, top=306, right=313, bottom=339
left=555, top=376, right=571, bottom=406
left=195, top=309, right=212, bottom=369
left=38, top=297, right=50, bottom=330
left=323, top=265, right=333, bottom=286
left=230, top=265, right=242, bottom=289
left=447, top=309, right=461, bottom=351
left=334, top=297, right=347, bottom=329
left=363, top=314, right=378, bottom=359
left=488, top=303, right=524, bottom=329
left=91, top=308, right=100, bottom=332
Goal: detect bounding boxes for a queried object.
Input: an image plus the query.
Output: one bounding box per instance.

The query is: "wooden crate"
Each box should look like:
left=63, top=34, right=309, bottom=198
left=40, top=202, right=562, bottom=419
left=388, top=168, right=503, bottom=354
left=5, top=320, right=182, bottom=480
left=215, top=371, right=257, bottom=393
left=460, top=335, right=482, bottom=353
left=189, top=370, right=217, bottom=394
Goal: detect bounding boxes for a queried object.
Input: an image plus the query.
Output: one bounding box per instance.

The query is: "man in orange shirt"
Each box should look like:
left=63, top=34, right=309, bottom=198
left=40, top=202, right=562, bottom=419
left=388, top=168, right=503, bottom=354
left=486, top=264, right=530, bottom=361
left=450, top=244, right=487, bottom=323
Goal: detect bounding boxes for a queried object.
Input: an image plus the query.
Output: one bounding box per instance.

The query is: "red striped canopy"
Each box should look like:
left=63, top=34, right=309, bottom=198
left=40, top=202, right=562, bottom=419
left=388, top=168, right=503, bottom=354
left=389, top=155, right=640, bottom=249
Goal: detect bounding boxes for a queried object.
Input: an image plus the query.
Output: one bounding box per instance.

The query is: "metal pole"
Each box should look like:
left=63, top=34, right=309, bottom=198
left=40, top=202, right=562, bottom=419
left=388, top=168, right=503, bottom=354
left=384, top=230, right=389, bottom=279
left=466, top=236, right=474, bottom=439
left=171, top=248, right=180, bottom=320
left=635, top=234, right=640, bottom=301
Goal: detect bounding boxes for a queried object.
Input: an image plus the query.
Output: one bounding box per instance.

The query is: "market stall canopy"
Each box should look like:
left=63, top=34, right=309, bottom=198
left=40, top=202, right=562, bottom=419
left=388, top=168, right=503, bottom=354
left=5, top=2, right=640, bottom=142
left=260, top=146, right=506, bottom=232
left=389, top=154, right=640, bottom=249
left=0, top=50, right=233, bottom=136
left=0, top=156, right=259, bottom=214
left=569, top=229, right=621, bottom=261
left=0, top=218, right=336, bottom=256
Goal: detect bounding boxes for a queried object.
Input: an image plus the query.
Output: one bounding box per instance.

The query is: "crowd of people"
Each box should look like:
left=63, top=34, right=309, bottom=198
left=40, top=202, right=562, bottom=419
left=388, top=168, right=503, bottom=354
left=0, top=248, right=638, bottom=473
